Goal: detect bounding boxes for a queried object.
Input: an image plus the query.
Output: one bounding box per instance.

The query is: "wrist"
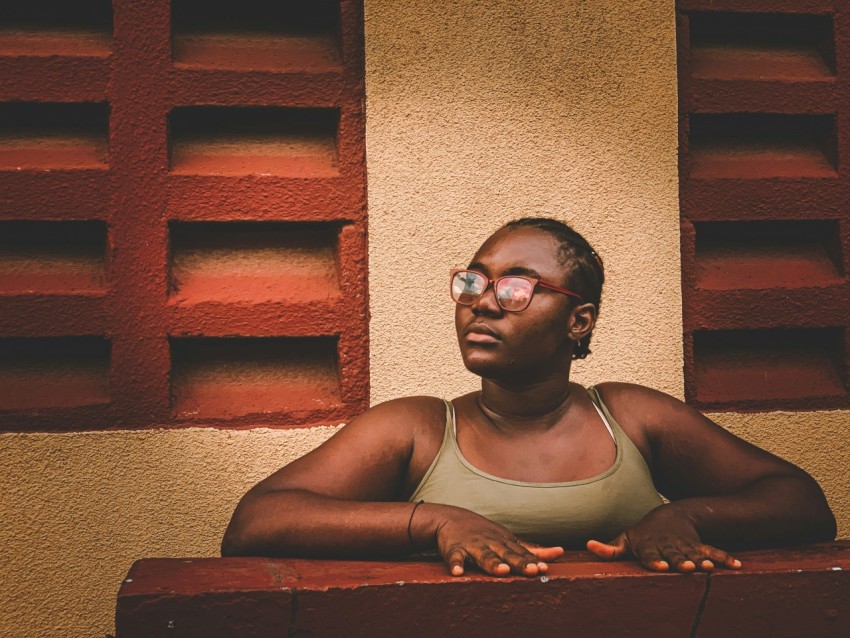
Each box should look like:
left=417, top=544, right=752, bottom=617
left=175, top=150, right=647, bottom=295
left=408, top=502, right=451, bottom=552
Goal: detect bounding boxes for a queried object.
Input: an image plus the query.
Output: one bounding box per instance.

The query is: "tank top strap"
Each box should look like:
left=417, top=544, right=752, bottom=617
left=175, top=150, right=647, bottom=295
left=586, top=385, right=623, bottom=438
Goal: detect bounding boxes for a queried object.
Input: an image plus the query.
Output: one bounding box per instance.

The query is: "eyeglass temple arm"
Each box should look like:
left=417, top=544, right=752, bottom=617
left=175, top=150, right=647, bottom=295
left=537, top=281, right=583, bottom=300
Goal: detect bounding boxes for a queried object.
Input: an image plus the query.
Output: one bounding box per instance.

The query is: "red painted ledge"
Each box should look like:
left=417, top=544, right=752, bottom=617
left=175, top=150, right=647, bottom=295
left=116, top=542, right=850, bottom=638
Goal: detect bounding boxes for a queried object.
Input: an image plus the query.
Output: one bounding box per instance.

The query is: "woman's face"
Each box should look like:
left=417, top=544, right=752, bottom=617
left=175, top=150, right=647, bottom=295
left=454, top=226, right=581, bottom=382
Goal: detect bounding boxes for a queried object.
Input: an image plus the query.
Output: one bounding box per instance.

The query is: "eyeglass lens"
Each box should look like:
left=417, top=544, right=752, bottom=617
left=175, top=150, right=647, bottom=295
left=451, top=271, right=535, bottom=311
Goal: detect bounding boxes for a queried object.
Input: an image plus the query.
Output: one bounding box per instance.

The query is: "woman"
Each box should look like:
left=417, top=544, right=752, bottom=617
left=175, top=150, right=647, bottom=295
left=222, top=218, right=836, bottom=576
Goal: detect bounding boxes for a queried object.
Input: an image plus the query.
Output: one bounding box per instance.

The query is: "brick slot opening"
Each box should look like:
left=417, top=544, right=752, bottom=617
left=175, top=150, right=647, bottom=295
left=0, top=102, right=109, bottom=170
left=0, top=221, right=107, bottom=295
left=693, top=328, right=847, bottom=409
left=0, top=336, right=110, bottom=410
left=169, top=222, right=340, bottom=304
left=171, top=0, right=340, bottom=72
left=169, top=107, right=339, bottom=177
left=170, top=337, right=341, bottom=419
left=688, top=12, right=835, bottom=79
left=695, top=220, right=843, bottom=290
left=0, top=0, right=112, bottom=57
left=688, top=113, right=837, bottom=179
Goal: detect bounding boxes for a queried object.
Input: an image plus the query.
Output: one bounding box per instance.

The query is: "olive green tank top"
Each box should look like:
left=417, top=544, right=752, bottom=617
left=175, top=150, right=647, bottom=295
left=410, top=387, right=663, bottom=547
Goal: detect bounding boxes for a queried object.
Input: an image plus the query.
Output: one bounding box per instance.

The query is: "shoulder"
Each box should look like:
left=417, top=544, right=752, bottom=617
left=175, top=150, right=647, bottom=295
left=592, top=382, right=694, bottom=460
left=342, top=395, right=448, bottom=442
left=352, top=395, right=447, bottom=425
left=594, top=382, right=689, bottom=421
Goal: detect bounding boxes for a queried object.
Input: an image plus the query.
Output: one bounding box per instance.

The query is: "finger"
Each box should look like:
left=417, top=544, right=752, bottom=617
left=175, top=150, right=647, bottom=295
left=502, top=541, right=545, bottom=574
left=697, top=544, right=742, bottom=570
left=444, top=545, right=469, bottom=577
left=684, top=546, right=714, bottom=572
left=521, top=542, right=565, bottom=563
left=473, top=547, right=511, bottom=577
left=497, top=543, right=541, bottom=576
left=657, top=543, right=695, bottom=573
left=632, top=542, right=669, bottom=572
left=587, top=534, right=629, bottom=561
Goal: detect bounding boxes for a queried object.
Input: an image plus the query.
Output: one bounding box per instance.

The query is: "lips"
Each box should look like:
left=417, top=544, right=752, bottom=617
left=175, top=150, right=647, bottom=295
left=465, top=323, right=501, bottom=344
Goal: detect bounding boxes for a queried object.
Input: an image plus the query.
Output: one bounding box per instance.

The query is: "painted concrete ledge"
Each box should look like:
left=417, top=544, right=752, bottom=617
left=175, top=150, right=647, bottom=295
left=116, top=542, right=850, bottom=638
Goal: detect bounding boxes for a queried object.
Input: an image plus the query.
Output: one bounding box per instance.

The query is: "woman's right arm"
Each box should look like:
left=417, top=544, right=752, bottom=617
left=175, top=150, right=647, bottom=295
left=221, top=397, right=561, bottom=575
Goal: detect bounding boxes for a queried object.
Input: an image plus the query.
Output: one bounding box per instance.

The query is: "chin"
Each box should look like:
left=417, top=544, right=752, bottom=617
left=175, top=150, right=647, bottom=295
left=461, top=350, right=526, bottom=382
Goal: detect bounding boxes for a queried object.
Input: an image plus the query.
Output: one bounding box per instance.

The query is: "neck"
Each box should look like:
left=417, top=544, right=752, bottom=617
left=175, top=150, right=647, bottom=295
left=478, top=371, right=575, bottom=432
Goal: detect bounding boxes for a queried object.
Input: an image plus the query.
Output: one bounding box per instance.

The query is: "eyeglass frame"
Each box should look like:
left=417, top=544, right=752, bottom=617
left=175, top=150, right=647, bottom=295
left=450, top=268, right=583, bottom=312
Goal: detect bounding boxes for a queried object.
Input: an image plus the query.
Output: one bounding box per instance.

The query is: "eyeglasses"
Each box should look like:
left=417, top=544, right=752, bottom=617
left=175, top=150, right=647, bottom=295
left=450, top=269, right=582, bottom=312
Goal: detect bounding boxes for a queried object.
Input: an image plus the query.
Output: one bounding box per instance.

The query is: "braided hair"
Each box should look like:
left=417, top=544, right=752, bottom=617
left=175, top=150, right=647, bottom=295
left=503, top=217, right=604, bottom=359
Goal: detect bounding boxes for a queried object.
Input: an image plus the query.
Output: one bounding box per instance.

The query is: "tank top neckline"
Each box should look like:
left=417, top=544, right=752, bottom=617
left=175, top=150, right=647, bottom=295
left=445, top=387, right=623, bottom=488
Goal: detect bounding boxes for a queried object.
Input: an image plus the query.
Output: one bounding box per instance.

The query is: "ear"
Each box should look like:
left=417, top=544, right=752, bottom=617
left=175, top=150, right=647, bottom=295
left=568, top=303, right=597, bottom=343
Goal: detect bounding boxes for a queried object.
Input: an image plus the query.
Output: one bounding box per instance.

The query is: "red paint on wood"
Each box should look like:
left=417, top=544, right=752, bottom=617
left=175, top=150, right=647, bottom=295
left=698, top=544, right=850, bottom=638
left=117, top=558, right=292, bottom=638
left=116, top=543, right=850, bottom=638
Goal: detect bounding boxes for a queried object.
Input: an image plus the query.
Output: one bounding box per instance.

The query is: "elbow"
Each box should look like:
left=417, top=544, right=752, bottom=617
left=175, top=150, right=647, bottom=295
left=813, top=507, right=838, bottom=543
left=221, top=496, right=262, bottom=557
left=220, top=527, right=243, bottom=557
left=221, top=515, right=250, bottom=557
left=798, top=477, right=837, bottom=543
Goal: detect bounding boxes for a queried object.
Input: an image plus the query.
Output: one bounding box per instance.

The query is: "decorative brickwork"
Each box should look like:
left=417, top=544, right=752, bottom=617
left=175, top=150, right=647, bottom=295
left=678, top=0, right=850, bottom=411
left=0, top=1, right=368, bottom=430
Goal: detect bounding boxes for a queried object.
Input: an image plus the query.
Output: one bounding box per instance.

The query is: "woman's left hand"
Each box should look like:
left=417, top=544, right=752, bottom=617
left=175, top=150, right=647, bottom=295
left=586, top=505, right=742, bottom=572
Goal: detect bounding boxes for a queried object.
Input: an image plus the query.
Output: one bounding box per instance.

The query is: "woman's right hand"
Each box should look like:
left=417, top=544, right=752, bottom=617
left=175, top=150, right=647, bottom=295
left=416, top=503, right=564, bottom=577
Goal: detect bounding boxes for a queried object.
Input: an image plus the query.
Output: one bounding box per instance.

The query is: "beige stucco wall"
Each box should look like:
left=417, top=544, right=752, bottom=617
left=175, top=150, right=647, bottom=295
left=1, top=2, right=847, bottom=637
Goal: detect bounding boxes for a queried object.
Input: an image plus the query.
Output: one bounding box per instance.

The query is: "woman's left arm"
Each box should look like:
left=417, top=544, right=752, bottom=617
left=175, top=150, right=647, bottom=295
left=586, top=383, right=837, bottom=572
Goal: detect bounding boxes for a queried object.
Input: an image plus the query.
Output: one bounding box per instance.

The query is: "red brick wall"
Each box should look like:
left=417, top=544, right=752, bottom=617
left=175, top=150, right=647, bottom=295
left=0, top=1, right=369, bottom=431
left=677, top=0, right=850, bottom=411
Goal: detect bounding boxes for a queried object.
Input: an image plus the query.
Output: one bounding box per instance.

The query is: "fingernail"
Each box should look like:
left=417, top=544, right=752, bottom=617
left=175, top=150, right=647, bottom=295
left=732, top=559, right=742, bottom=568
left=537, top=562, right=548, bottom=573
left=451, top=565, right=463, bottom=575
left=701, top=560, right=714, bottom=570
left=682, top=560, right=695, bottom=570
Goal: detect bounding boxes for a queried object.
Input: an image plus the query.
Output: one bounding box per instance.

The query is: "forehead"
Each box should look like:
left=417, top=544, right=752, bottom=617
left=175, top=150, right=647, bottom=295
left=470, top=227, right=567, bottom=278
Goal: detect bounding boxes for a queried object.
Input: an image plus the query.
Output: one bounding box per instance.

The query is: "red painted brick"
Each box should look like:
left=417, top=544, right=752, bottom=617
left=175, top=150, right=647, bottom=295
left=677, top=2, right=850, bottom=411
left=0, top=0, right=369, bottom=432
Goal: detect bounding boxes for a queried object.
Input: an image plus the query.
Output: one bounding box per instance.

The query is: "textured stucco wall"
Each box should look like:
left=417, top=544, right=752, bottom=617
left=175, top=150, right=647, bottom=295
left=1, top=2, right=847, bottom=638
left=366, top=0, right=684, bottom=402
left=0, top=426, right=342, bottom=637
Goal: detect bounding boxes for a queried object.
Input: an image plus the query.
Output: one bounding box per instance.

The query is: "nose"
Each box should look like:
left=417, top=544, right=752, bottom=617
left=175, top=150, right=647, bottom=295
left=470, top=281, right=503, bottom=316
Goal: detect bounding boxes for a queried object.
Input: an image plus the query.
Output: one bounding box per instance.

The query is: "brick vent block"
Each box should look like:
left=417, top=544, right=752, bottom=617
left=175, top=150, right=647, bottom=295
left=0, top=102, right=109, bottom=170
left=0, top=336, right=110, bottom=410
left=0, top=1, right=367, bottom=431
left=0, top=0, right=112, bottom=58
left=168, top=221, right=340, bottom=304
left=678, top=2, right=850, bottom=411
left=171, top=0, right=341, bottom=72
left=689, top=11, right=835, bottom=80
left=170, top=337, right=341, bottom=421
left=169, top=107, right=339, bottom=177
